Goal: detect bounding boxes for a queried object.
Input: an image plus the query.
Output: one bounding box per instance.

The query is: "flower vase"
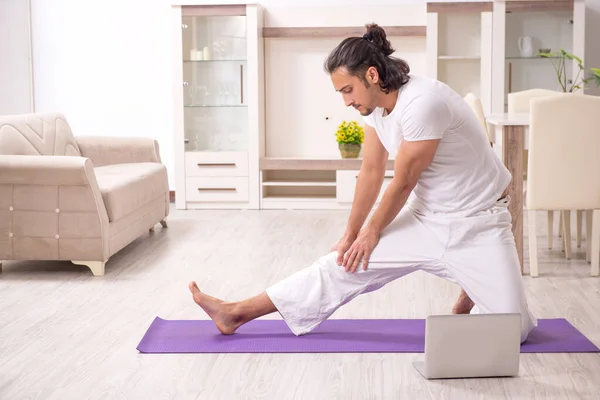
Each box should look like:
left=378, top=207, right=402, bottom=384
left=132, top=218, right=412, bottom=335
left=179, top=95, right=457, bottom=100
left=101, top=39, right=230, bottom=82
left=339, top=143, right=361, bottom=158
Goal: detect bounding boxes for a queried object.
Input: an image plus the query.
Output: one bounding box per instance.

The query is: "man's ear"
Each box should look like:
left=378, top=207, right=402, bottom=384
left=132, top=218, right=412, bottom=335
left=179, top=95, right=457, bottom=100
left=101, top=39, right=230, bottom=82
left=366, top=66, right=379, bottom=84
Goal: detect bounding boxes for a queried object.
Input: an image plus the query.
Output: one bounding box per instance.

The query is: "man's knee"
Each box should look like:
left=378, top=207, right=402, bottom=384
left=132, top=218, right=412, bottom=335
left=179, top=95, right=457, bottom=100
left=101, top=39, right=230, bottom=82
left=471, top=303, right=536, bottom=344
left=312, top=251, right=342, bottom=272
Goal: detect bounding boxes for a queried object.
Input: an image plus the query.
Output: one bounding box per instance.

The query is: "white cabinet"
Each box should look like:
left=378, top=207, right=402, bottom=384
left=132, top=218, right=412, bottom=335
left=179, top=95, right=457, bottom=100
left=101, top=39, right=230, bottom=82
left=172, top=3, right=264, bottom=209
left=426, top=2, right=494, bottom=114
left=491, top=0, right=586, bottom=113
left=184, top=151, right=249, bottom=177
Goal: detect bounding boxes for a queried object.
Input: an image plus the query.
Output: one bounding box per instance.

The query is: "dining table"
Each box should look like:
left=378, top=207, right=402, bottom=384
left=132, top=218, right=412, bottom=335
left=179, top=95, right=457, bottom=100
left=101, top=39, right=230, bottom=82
left=485, top=113, right=529, bottom=274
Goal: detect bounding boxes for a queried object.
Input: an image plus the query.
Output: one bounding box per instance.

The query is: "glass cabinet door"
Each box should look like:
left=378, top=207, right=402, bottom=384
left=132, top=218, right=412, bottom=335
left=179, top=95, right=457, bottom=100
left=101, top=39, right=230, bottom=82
left=181, top=10, right=247, bottom=152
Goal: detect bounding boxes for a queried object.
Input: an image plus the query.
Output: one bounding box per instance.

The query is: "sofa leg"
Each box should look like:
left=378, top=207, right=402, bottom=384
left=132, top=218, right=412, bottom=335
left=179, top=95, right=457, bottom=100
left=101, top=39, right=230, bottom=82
left=72, top=260, right=106, bottom=276
left=0, top=260, right=2, bottom=273
left=149, top=226, right=155, bottom=233
left=160, top=219, right=168, bottom=228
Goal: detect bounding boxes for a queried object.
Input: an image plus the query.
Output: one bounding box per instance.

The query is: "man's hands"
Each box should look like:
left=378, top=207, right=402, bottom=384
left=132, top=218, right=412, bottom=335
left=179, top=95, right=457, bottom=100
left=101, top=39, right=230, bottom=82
left=332, top=232, right=357, bottom=266
left=332, top=227, right=381, bottom=273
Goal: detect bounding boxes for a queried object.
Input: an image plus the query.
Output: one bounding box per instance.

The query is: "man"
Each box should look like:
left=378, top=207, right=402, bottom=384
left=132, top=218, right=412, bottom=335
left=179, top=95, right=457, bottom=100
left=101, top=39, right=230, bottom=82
left=188, top=23, right=537, bottom=343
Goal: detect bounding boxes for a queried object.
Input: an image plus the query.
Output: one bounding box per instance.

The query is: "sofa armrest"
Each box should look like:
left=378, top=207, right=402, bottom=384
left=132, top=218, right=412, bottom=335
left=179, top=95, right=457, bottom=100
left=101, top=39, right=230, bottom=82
left=0, top=155, right=110, bottom=262
left=76, top=136, right=162, bottom=167
left=0, top=155, right=96, bottom=185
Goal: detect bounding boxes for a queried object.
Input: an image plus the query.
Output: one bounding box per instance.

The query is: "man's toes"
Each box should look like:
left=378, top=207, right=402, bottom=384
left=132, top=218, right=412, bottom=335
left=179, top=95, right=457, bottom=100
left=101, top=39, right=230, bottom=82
left=189, top=281, right=200, bottom=294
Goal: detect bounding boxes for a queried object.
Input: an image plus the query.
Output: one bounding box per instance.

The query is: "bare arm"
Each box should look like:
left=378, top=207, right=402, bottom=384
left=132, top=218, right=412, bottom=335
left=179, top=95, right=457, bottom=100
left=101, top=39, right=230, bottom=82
left=333, top=123, right=388, bottom=265
left=344, top=123, right=389, bottom=237
left=366, top=138, right=440, bottom=234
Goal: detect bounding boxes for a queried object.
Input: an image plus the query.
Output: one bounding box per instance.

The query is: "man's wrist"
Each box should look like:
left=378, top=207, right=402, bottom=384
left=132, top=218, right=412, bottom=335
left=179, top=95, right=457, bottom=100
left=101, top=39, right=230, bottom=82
left=365, top=221, right=383, bottom=236
left=344, top=226, right=360, bottom=239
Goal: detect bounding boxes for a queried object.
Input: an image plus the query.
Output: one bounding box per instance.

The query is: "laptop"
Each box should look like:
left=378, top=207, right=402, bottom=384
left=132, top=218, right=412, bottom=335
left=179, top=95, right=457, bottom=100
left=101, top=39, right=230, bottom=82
left=413, top=313, right=522, bottom=379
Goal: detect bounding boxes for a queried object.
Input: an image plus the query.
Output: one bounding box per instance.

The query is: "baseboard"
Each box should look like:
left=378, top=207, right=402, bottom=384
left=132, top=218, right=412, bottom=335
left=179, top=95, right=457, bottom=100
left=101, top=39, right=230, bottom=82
left=169, top=190, right=175, bottom=203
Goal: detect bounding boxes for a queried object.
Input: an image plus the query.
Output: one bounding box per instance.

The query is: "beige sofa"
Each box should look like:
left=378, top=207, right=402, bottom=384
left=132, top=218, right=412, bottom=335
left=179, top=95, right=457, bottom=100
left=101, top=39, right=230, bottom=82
left=0, top=112, right=169, bottom=276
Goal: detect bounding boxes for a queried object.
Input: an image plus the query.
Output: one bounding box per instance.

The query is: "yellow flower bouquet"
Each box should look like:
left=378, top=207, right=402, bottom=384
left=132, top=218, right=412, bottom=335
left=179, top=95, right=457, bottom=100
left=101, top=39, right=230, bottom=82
left=335, top=120, right=364, bottom=158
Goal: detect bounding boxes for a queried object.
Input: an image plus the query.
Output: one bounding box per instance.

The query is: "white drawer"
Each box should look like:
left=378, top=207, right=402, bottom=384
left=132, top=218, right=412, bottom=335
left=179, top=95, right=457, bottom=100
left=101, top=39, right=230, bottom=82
left=336, top=170, right=394, bottom=203
left=185, top=152, right=248, bottom=177
left=185, top=177, right=249, bottom=202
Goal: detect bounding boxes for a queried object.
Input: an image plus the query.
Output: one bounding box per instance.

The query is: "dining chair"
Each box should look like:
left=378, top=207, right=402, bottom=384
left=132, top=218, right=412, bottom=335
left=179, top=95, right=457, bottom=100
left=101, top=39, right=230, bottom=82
left=507, top=89, right=582, bottom=256
left=526, top=93, right=600, bottom=277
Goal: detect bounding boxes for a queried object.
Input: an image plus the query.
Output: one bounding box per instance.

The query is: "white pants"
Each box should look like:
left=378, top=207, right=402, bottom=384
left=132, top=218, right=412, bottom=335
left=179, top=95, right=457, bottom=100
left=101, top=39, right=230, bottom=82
left=266, top=197, right=538, bottom=343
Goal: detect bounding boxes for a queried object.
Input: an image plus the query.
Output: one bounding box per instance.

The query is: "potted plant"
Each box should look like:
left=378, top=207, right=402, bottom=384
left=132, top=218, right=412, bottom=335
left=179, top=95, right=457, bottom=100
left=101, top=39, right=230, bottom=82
left=539, top=49, right=600, bottom=92
left=335, top=120, right=364, bottom=158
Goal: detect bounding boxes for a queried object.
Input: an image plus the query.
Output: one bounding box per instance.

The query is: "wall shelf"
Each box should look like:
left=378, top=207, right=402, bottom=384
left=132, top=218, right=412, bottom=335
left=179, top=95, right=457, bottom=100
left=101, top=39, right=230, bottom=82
left=258, top=161, right=395, bottom=210
left=259, top=157, right=395, bottom=171
left=260, top=168, right=339, bottom=209
left=427, top=2, right=493, bottom=13
left=262, top=26, right=426, bottom=38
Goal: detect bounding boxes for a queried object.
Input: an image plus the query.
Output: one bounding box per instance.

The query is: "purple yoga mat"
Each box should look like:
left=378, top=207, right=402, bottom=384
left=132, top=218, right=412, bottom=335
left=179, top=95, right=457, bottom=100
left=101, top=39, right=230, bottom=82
left=136, top=317, right=599, bottom=354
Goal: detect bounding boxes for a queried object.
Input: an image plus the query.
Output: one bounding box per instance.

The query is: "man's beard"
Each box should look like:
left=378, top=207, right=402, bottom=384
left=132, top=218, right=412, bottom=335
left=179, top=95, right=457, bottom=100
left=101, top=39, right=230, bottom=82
left=361, top=107, right=375, bottom=116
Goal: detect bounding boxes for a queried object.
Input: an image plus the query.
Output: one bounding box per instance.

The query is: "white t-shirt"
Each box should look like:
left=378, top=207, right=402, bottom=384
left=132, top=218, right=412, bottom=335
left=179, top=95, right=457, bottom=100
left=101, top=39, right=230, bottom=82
left=363, top=75, right=511, bottom=217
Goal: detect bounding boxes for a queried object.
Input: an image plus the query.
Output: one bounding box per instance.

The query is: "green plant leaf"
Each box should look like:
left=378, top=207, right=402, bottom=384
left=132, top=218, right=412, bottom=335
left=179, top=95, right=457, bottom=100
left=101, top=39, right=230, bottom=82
left=563, top=50, right=580, bottom=62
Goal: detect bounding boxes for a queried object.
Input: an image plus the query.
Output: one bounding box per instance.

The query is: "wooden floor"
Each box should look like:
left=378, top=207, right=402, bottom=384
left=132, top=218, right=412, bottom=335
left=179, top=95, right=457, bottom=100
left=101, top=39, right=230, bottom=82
left=1, top=206, right=599, bottom=399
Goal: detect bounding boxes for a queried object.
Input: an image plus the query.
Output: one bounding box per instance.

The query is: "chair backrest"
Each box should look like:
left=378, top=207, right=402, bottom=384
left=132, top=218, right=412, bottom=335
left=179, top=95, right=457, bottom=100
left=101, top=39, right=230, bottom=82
left=526, top=93, right=600, bottom=210
left=463, top=92, right=491, bottom=144
left=0, top=112, right=81, bottom=156
left=507, top=88, right=562, bottom=114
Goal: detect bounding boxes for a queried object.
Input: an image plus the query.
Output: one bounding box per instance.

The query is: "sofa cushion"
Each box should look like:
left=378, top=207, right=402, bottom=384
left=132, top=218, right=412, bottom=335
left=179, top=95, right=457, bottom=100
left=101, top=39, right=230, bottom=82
left=94, top=163, right=168, bottom=222
left=0, top=113, right=81, bottom=156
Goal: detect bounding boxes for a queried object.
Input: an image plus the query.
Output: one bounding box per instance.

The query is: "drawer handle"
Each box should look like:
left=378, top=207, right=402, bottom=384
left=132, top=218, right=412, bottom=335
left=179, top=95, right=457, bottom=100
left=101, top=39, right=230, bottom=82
left=197, top=163, right=237, bottom=168
left=197, top=188, right=237, bottom=192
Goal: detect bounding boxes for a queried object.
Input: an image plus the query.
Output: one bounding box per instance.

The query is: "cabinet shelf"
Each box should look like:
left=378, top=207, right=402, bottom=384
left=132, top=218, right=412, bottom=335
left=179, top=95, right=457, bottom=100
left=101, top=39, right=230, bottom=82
left=260, top=169, right=338, bottom=208
left=505, top=1, right=573, bottom=13
left=262, top=180, right=337, bottom=187
left=263, top=194, right=337, bottom=200
left=505, top=56, right=560, bottom=60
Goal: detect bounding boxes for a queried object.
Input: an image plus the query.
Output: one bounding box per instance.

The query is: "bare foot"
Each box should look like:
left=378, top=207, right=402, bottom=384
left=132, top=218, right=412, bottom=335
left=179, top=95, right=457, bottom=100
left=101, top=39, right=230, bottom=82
left=188, top=281, right=241, bottom=335
left=452, top=290, right=475, bottom=314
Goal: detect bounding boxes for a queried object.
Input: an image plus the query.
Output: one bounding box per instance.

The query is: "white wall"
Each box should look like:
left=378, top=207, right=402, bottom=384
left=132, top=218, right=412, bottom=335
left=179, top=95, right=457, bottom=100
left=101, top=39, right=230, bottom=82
left=30, top=0, right=175, bottom=185
left=0, top=0, right=33, bottom=115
